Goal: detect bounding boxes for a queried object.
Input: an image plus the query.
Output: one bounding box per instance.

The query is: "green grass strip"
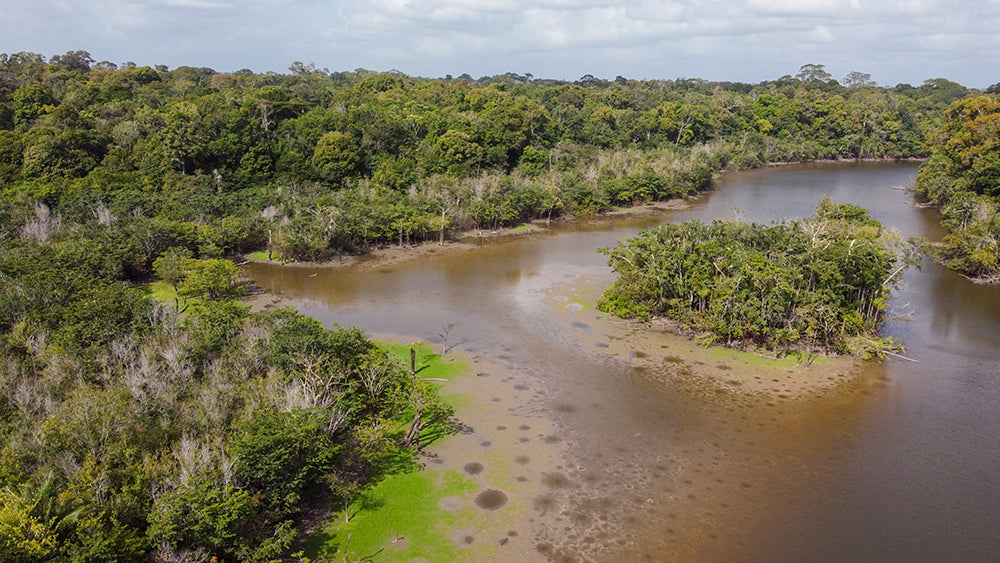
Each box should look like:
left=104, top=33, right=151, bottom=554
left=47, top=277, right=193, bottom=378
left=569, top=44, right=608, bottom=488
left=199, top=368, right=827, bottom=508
left=307, top=468, right=483, bottom=562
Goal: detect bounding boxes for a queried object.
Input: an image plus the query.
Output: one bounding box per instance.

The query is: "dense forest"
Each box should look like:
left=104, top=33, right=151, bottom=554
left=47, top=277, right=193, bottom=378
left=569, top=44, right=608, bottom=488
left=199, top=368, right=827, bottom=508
left=0, top=52, right=970, bottom=262
left=915, top=93, right=1000, bottom=280
left=0, top=50, right=982, bottom=560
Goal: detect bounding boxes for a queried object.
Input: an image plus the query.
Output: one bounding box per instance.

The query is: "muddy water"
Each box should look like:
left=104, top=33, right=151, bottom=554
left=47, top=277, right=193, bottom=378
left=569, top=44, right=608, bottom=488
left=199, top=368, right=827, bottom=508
left=245, top=161, right=1000, bottom=561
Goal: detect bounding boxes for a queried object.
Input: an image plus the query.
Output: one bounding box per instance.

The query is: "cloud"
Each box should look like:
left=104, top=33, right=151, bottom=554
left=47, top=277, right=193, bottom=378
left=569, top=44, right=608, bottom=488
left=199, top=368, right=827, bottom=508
left=1, top=0, right=997, bottom=86
left=745, top=0, right=859, bottom=16
left=156, top=0, right=232, bottom=8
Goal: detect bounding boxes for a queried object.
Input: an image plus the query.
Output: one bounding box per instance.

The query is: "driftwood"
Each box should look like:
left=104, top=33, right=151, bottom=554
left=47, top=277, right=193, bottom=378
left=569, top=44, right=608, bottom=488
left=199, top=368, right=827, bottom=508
left=884, top=350, right=920, bottom=363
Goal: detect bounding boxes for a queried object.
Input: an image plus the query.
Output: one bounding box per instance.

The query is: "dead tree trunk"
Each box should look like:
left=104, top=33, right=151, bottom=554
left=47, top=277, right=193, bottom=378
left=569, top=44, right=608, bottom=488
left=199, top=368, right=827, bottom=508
left=400, top=410, right=423, bottom=448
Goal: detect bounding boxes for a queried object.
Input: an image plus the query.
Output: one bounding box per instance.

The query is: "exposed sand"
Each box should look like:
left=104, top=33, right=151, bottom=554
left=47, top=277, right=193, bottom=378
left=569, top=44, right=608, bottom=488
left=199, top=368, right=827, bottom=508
left=541, top=273, right=862, bottom=401
left=375, top=268, right=869, bottom=562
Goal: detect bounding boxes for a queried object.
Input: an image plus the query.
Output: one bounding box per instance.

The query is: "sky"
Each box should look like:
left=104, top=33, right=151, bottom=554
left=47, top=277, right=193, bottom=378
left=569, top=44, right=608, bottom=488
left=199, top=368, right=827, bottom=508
left=2, top=0, right=998, bottom=88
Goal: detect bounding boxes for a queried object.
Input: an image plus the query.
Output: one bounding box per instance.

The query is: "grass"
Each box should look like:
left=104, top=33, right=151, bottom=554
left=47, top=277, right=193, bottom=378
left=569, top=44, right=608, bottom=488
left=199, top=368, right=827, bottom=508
left=704, top=340, right=835, bottom=368
left=303, top=343, right=487, bottom=562
left=385, top=342, right=470, bottom=382
left=245, top=249, right=288, bottom=262
left=143, top=280, right=207, bottom=314
left=385, top=342, right=473, bottom=411
left=305, top=469, right=484, bottom=562
left=245, top=250, right=271, bottom=261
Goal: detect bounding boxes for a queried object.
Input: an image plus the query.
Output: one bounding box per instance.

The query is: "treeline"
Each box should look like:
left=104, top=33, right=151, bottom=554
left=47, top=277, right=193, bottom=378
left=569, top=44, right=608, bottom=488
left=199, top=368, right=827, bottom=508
left=0, top=52, right=970, bottom=263
left=597, top=199, right=916, bottom=358
left=915, top=94, right=1000, bottom=280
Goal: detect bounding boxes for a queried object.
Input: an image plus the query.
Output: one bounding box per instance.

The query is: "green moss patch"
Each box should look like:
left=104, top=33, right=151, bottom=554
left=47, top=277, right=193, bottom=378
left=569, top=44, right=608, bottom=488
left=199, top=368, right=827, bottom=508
left=704, top=343, right=835, bottom=369
left=245, top=250, right=271, bottom=261
left=385, top=343, right=470, bottom=382
left=306, top=467, right=487, bottom=562
left=143, top=280, right=206, bottom=314
left=303, top=342, right=488, bottom=561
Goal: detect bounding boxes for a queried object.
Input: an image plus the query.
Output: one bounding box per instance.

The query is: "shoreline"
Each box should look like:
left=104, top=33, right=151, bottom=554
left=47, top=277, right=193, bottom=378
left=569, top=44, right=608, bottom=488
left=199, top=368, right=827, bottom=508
left=244, top=156, right=923, bottom=274
left=243, top=197, right=692, bottom=272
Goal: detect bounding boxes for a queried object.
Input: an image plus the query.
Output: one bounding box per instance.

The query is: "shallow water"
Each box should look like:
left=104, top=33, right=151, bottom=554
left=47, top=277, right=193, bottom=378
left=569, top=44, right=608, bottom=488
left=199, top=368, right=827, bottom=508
left=246, top=161, right=1000, bottom=561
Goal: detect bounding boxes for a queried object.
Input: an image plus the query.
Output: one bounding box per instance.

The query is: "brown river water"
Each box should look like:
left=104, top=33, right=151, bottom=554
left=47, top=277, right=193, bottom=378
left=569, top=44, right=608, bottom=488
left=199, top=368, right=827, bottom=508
left=245, top=162, right=1000, bottom=562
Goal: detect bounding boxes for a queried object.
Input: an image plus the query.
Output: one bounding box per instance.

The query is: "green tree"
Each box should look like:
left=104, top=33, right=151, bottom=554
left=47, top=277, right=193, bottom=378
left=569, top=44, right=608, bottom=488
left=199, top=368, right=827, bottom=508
left=312, top=130, right=361, bottom=182
left=231, top=409, right=341, bottom=516
left=177, top=258, right=241, bottom=300
left=162, top=101, right=210, bottom=174
left=597, top=199, right=912, bottom=356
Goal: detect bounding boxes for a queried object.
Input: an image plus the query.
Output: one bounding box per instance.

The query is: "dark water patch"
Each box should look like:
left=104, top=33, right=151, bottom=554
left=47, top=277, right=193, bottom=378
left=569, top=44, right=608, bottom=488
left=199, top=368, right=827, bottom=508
left=534, top=495, right=557, bottom=514
left=480, top=440, right=492, bottom=447
left=542, top=472, right=572, bottom=489
left=555, top=403, right=577, bottom=413
left=514, top=383, right=529, bottom=390
left=463, top=462, right=484, bottom=475
left=475, top=489, right=509, bottom=510
left=569, top=510, right=593, bottom=526
left=518, top=424, right=531, bottom=431
left=571, top=321, right=591, bottom=330
left=595, top=341, right=610, bottom=348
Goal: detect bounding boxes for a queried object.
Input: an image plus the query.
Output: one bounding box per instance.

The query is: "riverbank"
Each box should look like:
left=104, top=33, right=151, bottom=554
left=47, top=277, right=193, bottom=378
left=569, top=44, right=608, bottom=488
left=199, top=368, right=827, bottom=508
left=243, top=198, right=694, bottom=272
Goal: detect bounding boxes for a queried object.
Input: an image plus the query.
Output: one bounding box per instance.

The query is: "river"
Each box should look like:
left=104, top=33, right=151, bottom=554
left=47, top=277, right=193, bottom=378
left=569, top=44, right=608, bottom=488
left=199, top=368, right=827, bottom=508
left=245, top=161, right=1000, bottom=562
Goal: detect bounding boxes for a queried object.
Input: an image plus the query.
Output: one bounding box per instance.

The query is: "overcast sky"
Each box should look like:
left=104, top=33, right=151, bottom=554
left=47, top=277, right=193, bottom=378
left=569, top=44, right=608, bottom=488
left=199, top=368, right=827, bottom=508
left=2, top=0, right=998, bottom=87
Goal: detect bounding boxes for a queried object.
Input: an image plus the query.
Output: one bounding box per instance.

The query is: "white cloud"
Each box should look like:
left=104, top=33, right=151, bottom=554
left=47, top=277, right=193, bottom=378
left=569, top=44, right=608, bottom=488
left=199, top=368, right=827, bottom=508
left=1, top=0, right=997, bottom=86
left=156, top=0, right=232, bottom=8
left=746, top=0, right=859, bottom=16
